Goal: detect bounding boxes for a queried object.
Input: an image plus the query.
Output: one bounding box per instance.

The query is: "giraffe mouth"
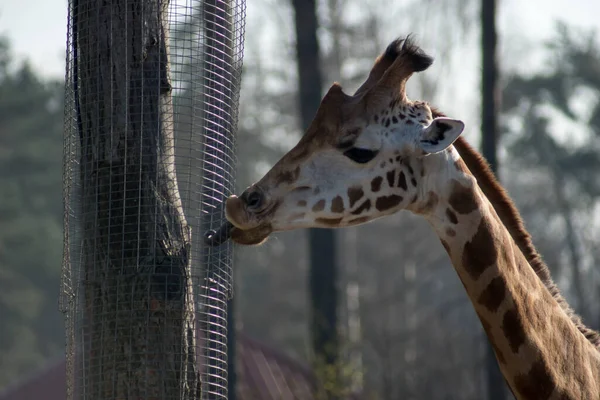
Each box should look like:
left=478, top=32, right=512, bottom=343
left=204, top=220, right=273, bottom=247
left=230, top=223, right=273, bottom=245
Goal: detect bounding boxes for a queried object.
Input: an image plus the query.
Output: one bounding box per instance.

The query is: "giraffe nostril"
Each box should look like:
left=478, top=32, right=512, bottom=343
left=242, top=189, right=264, bottom=211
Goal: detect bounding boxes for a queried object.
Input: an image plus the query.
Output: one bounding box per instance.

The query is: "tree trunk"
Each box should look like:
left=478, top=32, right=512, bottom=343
left=480, top=0, right=508, bottom=398
left=325, top=0, right=364, bottom=394
left=75, top=0, right=200, bottom=398
left=291, top=0, right=340, bottom=397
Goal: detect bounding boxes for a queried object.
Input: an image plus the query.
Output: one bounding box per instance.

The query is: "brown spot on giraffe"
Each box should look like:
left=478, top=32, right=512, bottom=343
left=513, top=359, right=556, bottom=400
left=312, top=199, right=326, bottom=212
left=316, top=217, right=344, bottom=226
left=348, top=187, right=364, bottom=208
left=297, top=200, right=307, bottom=207
left=502, top=308, right=526, bottom=354
left=371, top=176, right=383, bottom=192
left=386, top=170, right=396, bottom=188
left=352, top=199, right=371, bottom=215
left=448, top=179, right=479, bottom=214
left=276, top=166, right=301, bottom=185
left=375, top=195, right=403, bottom=211
left=462, top=218, right=498, bottom=280
left=445, top=208, right=458, bottom=224
left=331, top=196, right=344, bottom=213
left=478, top=276, right=506, bottom=313
left=397, top=171, right=407, bottom=190
left=445, top=227, right=456, bottom=237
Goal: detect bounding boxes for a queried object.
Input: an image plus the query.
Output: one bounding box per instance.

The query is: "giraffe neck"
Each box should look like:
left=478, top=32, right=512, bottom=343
left=422, top=165, right=600, bottom=400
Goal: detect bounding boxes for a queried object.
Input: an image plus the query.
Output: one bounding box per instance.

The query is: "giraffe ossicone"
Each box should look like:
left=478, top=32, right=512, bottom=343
left=211, top=36, right=600, bottom=399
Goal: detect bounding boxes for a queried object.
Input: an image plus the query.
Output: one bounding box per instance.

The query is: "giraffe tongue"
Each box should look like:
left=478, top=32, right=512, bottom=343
left=203, top=221, right=234, bottom=247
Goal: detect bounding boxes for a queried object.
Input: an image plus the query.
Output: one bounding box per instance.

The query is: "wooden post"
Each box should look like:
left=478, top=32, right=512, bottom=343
left=74, top=0, right=200, bottom=397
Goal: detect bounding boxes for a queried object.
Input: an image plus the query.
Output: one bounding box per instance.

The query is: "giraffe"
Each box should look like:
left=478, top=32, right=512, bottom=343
left=205, top=37, right=600, bottom=399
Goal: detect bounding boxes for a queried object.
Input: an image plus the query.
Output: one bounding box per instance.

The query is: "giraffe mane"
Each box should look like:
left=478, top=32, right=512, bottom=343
left=430, top=107, right=600, bottom=349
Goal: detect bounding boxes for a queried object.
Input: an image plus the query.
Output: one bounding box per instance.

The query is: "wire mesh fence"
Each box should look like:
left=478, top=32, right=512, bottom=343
left=61, top=0, right=246, bottom=399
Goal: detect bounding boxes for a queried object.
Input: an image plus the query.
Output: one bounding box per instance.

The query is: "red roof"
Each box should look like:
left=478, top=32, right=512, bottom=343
left=0, top=357, right=67, bottom=400
left=0, top=332, right=335, bottom=400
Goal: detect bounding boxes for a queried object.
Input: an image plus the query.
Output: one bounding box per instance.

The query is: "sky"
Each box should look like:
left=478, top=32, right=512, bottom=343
left=1, top=0, right=599, bottom=80
left=1, top=0, right=597, bottom=156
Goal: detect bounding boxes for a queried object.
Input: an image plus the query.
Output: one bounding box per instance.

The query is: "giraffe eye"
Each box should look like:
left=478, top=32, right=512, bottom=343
left=343, top=148, right=379, bottom=164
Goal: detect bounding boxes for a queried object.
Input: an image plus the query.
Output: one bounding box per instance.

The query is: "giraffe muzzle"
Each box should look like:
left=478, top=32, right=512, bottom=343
left=203, top=189, right=272, bottom=246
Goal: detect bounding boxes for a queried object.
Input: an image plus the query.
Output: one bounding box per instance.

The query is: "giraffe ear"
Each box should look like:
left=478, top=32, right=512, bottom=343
left=418, top=118, right=465, bottom=154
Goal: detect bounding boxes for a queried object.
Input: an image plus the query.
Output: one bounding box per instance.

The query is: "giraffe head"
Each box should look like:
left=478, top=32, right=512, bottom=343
left=212, top=37, right=465, bottom=245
